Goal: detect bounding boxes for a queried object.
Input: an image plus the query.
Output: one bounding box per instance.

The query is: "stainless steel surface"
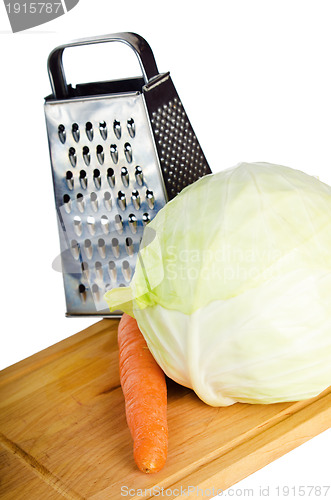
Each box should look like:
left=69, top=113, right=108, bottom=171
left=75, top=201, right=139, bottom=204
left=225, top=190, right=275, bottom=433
left=45, top=32, right=211, bottom=316
left=47, top=32, right=160, bottom=99
left=45, top=92, right=167, bottom=315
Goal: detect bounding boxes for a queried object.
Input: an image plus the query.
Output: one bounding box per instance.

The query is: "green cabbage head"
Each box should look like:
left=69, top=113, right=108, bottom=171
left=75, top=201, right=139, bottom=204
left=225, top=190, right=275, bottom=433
left=104, top=162, right=331, bottom=406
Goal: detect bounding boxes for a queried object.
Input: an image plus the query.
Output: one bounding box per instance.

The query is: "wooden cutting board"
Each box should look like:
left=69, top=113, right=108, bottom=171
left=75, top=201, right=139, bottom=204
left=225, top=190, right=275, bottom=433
left=0, top=319, right=330, bottom=499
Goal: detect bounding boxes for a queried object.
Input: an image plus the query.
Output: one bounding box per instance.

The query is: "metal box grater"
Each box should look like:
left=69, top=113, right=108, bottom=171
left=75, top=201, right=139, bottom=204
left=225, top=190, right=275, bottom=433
left=44, top=32, right=211, bottom=316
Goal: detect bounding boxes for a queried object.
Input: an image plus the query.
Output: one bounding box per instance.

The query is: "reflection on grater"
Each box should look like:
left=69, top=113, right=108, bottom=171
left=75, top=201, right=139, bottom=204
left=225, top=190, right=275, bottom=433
left=44, top=32, right=211, bottom=316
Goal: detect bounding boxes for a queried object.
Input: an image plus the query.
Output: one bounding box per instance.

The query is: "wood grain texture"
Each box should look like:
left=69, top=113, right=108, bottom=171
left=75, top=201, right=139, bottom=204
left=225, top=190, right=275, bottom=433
left=0, top=319, right=330, bottom=499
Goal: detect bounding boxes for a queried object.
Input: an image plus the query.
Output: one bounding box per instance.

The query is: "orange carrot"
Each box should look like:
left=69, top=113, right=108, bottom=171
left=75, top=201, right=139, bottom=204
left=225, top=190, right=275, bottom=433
left=118, top=313, right=168, bottom=473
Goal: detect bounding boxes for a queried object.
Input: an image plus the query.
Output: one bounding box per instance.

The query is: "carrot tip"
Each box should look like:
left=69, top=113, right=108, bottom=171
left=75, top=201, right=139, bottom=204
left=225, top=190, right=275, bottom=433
left=138, top=462, right=164, bottom=474
left=134, top=444, right=167, bottom=474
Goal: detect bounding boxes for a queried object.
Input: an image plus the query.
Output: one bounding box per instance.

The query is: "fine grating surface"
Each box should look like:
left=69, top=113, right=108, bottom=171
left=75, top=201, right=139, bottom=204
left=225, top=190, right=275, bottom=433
left=151, top=97, right=211, bottom=198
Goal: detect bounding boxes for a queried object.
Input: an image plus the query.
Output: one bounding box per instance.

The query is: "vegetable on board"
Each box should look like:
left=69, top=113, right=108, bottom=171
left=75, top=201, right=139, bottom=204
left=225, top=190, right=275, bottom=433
left=118, top=313, right=168, bottom=473
left=106, top=162, right=331, bottom=407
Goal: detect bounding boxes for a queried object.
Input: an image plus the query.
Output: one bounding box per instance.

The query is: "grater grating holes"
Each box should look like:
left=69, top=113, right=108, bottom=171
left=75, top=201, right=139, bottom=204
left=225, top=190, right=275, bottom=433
left=99, top=121, right=107, bottom=140
left=113, top=120, right=121, bottom=140
left=96, top=145, right=104, bottom=165
left=125, top=237, right=134, bottom=256
left=127, top=118, right=135, bottom=138
left=87, top=216, right=96, bottom=235
left=142, top=212, right=150, bottom=225
left=91, top=284, right=100, bottom=301
left=73, top=215, right=82, bottom=236
left=78, top=284, right=86, bottom=302
left=135, top=166, right=143, bottom=185
left=76, top=193, right=85, bottom=213
left=101, top=214, right=110, bottom=234
left=131, top=189, right=140, bottom=210
left=124, top=142, right=133, bottom=163
left=122, top=260, right=131, bottom=282
left=107, top=168, right=115, bottom=188
left=63, top=194, right=71, bottom=213
left=114, top=214, right=123, bottom=234
left=146, top=189, right=155, bottom=209
left=117, top=191, right=126, bottom=211
left=121, top=167, right=129, bottom=187
left=68, top=147, right=77, bottom=167
left=110, top=144, right=118, bottom=164
left=84, top=238, right=93, bottom=259
left=111, top=238, right=120, bottom=258
left=82, top=146, right=90, bottom=166
left=103, top=191, right=112, bottom=211
left=72, top=123, right=80, bottom=142
left=108, top=261, right=116, bottom=282
left=95, top=260, right=102, bottom=270
left=85, top=121, right=93, bottom=141
left=79, top=170, right=87, bottom=189
left=97, top=238, right=106, bottom=259
left=93, top=169, right=101, bottom=189
left=128, top=213, right=138, bottom=234
left=58, top=124, right=66, bottom=144
left=95, top=261, right=103, bottom=279
left=90, top=192, right=98, bottom=212
left=70, top=239, right=80, bottom=260
left=60, top=114, right=148, bottom=230
left=66, top=171, right=74, bottom=190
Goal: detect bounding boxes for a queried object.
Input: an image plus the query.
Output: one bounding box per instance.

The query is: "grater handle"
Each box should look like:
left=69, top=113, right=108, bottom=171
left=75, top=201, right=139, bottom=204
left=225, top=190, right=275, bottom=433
left=47, top=32, right=159, bottom=99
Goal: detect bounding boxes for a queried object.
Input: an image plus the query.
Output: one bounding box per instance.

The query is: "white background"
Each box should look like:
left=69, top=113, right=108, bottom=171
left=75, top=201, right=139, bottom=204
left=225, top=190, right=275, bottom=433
left=0, top=1, right=330, bottom=498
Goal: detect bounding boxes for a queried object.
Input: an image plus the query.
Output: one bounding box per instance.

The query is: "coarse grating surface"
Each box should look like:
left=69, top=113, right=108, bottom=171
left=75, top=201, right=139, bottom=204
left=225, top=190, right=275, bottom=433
left=151, top=97, right=211, bottom=198
left=45, top=92, right=167, bottom=315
